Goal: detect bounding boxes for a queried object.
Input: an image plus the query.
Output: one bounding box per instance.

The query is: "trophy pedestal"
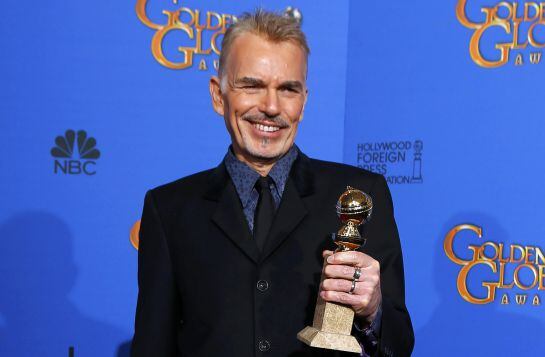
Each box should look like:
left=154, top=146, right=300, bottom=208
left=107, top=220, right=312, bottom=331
left=297, top=262, right=362, bottom=354
left=297, top=325, right=361, bottom=353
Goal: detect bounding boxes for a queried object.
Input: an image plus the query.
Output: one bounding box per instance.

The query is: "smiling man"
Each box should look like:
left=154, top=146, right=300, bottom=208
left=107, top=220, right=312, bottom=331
left=132, top=10, right=413, bottom=357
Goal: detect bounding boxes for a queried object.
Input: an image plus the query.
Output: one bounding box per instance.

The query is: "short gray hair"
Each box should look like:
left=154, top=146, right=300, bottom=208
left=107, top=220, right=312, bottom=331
left=218, top=9, right=310, bottom=80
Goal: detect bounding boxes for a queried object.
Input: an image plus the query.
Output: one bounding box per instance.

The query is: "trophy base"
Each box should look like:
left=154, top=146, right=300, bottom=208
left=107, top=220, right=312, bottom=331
left=297, top=326, right=362, bottom=354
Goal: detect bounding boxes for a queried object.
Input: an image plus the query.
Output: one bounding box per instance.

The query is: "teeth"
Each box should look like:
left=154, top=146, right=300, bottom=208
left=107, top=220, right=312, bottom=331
left=254, top=123, right=280, bottom=132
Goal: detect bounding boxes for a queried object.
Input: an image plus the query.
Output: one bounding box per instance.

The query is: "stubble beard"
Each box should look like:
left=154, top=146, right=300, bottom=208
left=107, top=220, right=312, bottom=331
left=237, top=114, right=294, bottom=162
left=241, top=134, right=286, bottom=162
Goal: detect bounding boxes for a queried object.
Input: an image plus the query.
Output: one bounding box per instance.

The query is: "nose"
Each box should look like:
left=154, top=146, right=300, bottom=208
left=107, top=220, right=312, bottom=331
left=260, top=89, right=281, bottom=117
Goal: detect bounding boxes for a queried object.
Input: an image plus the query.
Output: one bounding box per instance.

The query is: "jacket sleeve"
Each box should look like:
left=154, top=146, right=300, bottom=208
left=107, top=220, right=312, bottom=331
left=131, top=190, right=180, bottom=357
left=367, top=176, right=414, bottom=357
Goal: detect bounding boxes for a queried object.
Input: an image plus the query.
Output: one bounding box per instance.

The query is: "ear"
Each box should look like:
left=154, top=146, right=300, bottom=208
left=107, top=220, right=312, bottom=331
left=209, top=75, right=225, bottom=116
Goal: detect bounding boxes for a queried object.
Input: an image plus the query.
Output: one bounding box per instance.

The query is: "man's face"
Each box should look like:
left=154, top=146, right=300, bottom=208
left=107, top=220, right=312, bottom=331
left=210, top=32, right=308, bottom=164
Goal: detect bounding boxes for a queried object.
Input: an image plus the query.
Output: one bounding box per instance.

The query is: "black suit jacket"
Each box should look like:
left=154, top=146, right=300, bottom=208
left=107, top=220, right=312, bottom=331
left=131, top=152, right=414, bottom=357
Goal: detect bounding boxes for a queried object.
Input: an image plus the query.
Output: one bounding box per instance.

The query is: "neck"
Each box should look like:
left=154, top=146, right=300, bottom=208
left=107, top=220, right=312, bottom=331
left=234, top=151, right=277, bottom=177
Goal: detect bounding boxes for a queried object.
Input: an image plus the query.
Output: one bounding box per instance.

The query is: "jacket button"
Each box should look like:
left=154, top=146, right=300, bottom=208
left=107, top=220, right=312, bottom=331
left=258, top=339, right=271, bottom=352
left=256, top=280, right=269, bottom=292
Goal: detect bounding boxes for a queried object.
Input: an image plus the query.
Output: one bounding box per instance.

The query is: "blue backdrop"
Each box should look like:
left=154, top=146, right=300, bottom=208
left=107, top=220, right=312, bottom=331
left=1, top=0, right=544, bottom=356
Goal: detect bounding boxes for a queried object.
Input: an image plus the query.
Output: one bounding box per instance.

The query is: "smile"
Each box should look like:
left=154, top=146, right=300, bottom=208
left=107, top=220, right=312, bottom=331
left=253, top=123, right=280, bottom=133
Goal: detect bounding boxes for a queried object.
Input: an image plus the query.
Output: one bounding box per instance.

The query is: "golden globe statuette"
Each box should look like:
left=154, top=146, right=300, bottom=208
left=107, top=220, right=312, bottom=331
left=297, top=186, right=373, bottom=353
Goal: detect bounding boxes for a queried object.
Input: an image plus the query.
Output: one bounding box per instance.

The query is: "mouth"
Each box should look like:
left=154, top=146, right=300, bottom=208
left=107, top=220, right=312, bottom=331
left=242, top=114, right=289, bottom=135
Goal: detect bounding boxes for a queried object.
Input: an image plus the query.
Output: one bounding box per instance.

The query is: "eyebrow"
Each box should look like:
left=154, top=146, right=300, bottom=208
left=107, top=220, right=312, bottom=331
left=234, top=77, right=266, bottom=87
left=234, top=77, right=304, bottom=91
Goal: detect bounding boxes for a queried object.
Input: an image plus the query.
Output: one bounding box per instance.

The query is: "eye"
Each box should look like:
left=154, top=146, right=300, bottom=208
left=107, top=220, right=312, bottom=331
left=280, top=86, right=299, bottom=94
left=238, top=84, right=263, bottom=91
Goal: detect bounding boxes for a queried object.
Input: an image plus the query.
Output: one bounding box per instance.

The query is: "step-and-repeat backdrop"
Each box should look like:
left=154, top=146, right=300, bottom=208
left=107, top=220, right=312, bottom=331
left=1, top=0, right=543, bottom=356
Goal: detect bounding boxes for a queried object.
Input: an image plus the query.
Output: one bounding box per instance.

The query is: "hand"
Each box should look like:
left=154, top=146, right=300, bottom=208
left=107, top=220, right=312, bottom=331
left=320, top=250, right=381, bottom=324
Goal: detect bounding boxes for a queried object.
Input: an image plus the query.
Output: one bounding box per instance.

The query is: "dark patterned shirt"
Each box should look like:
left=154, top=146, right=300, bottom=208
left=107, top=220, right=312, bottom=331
left=224, top=145, right=298, bottom=233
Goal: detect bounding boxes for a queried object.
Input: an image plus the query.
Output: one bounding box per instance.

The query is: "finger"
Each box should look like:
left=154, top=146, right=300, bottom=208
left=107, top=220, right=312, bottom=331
left=320, top=289, right=371, bottom=307
left=324, top=264, right=359, bottom=280
left=322, top=250, right=334, bottom=259
left=321, top=278, right=375, bottom=294
left=321, top=276, right=379, bottom=292
left=326, top=251, right=377, bottom=268
left=321, top=278, right=351, bottom=292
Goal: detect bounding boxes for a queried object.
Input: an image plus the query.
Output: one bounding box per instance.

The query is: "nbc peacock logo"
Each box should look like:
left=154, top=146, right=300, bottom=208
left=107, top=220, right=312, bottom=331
left=51, top=130, right=101, bottom=175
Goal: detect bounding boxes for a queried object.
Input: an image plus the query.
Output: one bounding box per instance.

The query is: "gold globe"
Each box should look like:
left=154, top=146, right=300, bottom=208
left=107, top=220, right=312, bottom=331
left=334, top=186, right=373, bottom=251
left=336, top=186, right=372, bottom=225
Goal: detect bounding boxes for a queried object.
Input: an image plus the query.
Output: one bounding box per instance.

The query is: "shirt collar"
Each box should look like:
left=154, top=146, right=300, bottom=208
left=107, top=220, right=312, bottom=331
left=268, top=146, right=298, bottom=198
left=224, top=145, right=299, bottom=207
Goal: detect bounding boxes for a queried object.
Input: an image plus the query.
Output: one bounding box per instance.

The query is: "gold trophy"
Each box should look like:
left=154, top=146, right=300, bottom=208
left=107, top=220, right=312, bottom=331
left=297, top=186, right=373, bottom=353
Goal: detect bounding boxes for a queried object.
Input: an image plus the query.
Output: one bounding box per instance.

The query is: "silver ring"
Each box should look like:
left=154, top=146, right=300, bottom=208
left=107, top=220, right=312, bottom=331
left=349, top=279, right=357, bottom=294
left=353, top=267, right=362, bottom=281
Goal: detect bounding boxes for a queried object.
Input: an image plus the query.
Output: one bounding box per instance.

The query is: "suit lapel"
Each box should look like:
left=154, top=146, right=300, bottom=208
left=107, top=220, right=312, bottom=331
left=205, top=163, right=260, bottom=264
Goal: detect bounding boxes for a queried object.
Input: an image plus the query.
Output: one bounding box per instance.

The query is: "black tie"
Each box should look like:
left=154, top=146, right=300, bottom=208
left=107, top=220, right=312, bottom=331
left=254, top=176, right=275, bottom=252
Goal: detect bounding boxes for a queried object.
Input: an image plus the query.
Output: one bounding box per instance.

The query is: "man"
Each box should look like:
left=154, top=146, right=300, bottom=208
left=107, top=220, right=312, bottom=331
left=132, top=10, right=413, bottom=357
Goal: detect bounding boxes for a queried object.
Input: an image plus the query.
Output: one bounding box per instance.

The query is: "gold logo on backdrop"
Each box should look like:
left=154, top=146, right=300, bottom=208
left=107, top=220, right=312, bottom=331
left=130, top=220, right=141, bottom=250
left=136, top=0, right=237, bottom=70
left=444, top=224, right=544, bottom=306
left=456, top=1, right=545, bottom=67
